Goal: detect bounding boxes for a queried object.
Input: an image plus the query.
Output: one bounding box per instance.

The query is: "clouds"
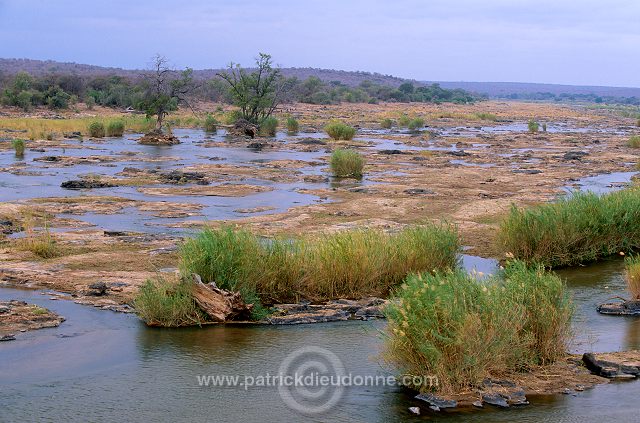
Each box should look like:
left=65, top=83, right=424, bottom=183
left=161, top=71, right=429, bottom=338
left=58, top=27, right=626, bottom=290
left=0, top=0, right=638, bottom=86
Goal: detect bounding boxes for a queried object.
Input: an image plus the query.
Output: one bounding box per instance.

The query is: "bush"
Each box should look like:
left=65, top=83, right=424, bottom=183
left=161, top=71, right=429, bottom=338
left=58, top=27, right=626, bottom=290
left=180, top=224, right=459, bottom=303
left=324, top=121, right=356, bottom=140
left=385, top=261, right=571, bottom=394
left=204, top=114, right=218, bottom=132
left=498, top=189, right=640, bottom=267
left=88, top=121, right=105, bottom=138
left=398, top=114, right=411, bottom=127
left=286, top=117, right=299, bottom=133
left=134, top=277, right=205, bottom=327
left=625, top=255, right=640, bottom=300
left=330, top=149, right=365, bottom=178
left=474, top=112, right=498, bottom=121
left=12, top=139, right=25, bottom=156
left=628, top=135, right=640, bottom=148
left=259, top=116, right=278, bottom=137
left=380, top=118, right=394, bottom=129
left=106, top=120, right=125, bottom=137
left=407, top=117, right=425, bottom=131
left=17, top=226, right=58, bottom=258
left=528, top=119, right=539, bottom=133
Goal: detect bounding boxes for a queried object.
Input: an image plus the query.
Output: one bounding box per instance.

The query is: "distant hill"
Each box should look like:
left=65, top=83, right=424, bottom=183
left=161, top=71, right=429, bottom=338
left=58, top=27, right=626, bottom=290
left=1, top=58, right=639, bottom=100
left=425, top=81, right=640, bottom=99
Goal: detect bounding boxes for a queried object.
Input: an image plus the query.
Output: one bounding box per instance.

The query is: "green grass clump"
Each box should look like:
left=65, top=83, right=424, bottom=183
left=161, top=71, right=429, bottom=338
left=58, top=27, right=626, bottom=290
left=179, top=224, right=459, bottom=303
left=628, top=135, right=640, bottom=148
left=324, top=120, right=356, bottom=140
left=105, top=120, right=125, bottom=137
left=330, top=149, right=365, bottom=178
left=625, top=255, right=640, bottom=300
left=88, top=121, right=105, bottom=138
left=528, top=119, right=539, bottom=133
left=286, top=117, right=299, bottom=133
left=385, top=261, right=571, bottom=394
left=259, top=116, right=278, bottom=137
left=498, top=189, right=640, bottom=267
left=407, top=117, right=425, bottom=132
left=398, top=114, right=411, bottom=127
left=12, top=139, right=25, bottom=156
left=134, top=277, right=205, bottom=327
left=380, top=118, right=394, bottom=129
left=204, top=114, right=218, bottom=132
left=473, top=112, right=498, bottom=121
left=17, top=226, right=58, bottom=258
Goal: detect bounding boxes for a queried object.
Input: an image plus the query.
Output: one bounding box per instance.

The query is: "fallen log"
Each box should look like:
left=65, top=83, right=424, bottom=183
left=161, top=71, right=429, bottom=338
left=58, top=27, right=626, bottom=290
left=191, top=275, right=253, bottom=322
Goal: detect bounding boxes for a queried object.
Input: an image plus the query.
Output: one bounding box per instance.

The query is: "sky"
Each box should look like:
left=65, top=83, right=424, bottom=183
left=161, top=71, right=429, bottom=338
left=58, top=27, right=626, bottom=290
left=0, top=0, right=639, bottom=87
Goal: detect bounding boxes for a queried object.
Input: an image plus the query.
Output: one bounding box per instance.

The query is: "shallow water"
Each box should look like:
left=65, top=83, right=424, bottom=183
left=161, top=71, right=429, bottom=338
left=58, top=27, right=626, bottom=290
left=1, top=258, right=639, bottom=422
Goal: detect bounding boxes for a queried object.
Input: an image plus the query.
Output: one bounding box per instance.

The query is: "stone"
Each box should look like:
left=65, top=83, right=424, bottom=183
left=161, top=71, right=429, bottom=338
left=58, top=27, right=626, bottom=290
left=481, top=393, right=509, bottom=408
left=563, top=151, right=589, bottom=161
left=247, top=142, right=267, bottom=151
left=231, top=119, right=258, bottom=138
left=0, top=305, right=10, bottom=314
left=404, top=188, right=436, bottom=195
left=137, top=131, right=180, bottom=145
left=414, top=393, right=457, bottom=409
left=0, top=334, right=16, bottom=341
left=472, top=401, right=483, bottom=408
left=597, top=300, right=640, bottom=316
left=448, top=150, right=471, bottom=157
left=408, top=407, right=420, bottom=415
left=61, top=180, right=115, bottom=189
left=512, top=169, right=543, bottom=174
left=378, top=149, right=406, bottom=155
left=87, top=282, right=108, bottom=296
left=267, top=309, right=350, bottom=325
left=160, top=170, right=209, bottom=185
left=297, top=139, right=327, bottom=146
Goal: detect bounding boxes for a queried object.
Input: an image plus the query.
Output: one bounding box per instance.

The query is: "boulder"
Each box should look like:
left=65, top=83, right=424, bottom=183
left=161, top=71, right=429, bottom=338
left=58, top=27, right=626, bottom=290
left=87, top=282, right=108, bottom=296
left=414, top=393, right=457, bottom=409
left=230, top=119, right=258, bottom=138
left=597, top=300, right=640, bottom=316
left=61, top=180, right=115, bottom=189
left=138, top=131, right=180, bottom=145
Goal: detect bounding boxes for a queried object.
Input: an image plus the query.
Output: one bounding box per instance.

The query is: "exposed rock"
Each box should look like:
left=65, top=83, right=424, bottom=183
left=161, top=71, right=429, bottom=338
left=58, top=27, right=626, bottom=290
left=267, top=297, right=388, bottom=325
left=247, top=142, right=267, bottom=151
left=87, top=282, right=108, bottom=296
left=61, top=179, right=115, bottom=189
left=229, top=119, right=258, bottom=138
left=582, top=352, right=640, bottom=378
left=63, top=131, right=83, bottom=139
left=1, top=334, right=16, bottom=341
left=378, top=149, right=406, bottom=155
left=408, top=406, right=420, bottom=415
left=448, top=150, right=471, bottom=157
left=297, top=139, right=327, bottom=146
left=0, top=300, right=65, bottom=336
left=138, top=131, right=180, bottom=145
left=512, top=169, right=543, bottom=174
left=159, top=170, right=209, bottom=185
left=34, top=155, right=61, bottom=162
left=404, top=188, right=436, bottom=195
left=597, top=300, right=640, bottom=316
left=481, top=379, right=529, bottom=407
left=415, top=393, right=457, bottom=409
left=481, top=392, right=509, bottom=408
left=563, top=151, right=589, bottom=161
left=267, top=309, right=350, bottom=325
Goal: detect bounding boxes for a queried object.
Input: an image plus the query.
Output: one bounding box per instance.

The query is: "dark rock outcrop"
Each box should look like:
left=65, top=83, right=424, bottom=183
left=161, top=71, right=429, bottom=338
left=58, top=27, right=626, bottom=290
left=61, top=179, right=115, bottom=189
left=597, top=300, right=640, bottom=316
left=137, top=131, right=180, bottom=145
left=415, top=393, right=457, bottom=409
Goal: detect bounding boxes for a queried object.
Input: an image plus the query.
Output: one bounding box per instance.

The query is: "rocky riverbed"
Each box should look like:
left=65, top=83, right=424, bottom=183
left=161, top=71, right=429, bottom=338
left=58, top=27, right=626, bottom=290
left=0, top=300, right=65, bottom=340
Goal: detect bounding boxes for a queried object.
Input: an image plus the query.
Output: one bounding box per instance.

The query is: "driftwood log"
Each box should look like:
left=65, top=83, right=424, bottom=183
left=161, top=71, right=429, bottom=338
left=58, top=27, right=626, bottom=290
left=191, top=275, right=253, bottom=322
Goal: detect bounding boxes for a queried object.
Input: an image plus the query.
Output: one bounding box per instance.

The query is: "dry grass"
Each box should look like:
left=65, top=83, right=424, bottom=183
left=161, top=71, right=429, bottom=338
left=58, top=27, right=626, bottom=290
left=625, top=255, right=640, bottom=300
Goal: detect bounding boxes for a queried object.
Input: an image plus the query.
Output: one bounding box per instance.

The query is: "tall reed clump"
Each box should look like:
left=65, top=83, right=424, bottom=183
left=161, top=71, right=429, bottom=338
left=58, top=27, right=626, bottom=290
left=330, top=149, right=365, bottom=178
left=12, top=139, right=25, bottom=157
left=380, top=118, right=394, bottom=129
left=179, top=224, right=459, bottom=304
left=259, top=116, right=278, bottom=137
left=498, top=189, right=640, bottom=267
left=384, top=261, right=572, bottom=394
left=204, top=114, right=218, bottom=132
left=407, top=117, right=425, bottom=132
left=324, top=120, right=356, bottom=140
left=628, top=135, right=640, bottom=148
left=88, top=121, right=105, bottom=138
left=286, top=117, right=299, bottom=134
left=528, top=119, right=539, bottom=133
left=624, top=255, right=640, bottom=300
left=134, top=276, right=206, bottom=327
left=106, top=120, right=125, bottom=137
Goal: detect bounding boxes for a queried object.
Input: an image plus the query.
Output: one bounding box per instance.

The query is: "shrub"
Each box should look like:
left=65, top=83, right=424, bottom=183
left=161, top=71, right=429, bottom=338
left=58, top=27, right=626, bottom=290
left=407, top=117, right=425, bottom=132
left=134, top=276, right=205, bottom=327
left=204, top=114, right=218, bottom=132
left=106, top=120, right=125, bottom=137
left=180, top=224, right=459, bottom=303
left=324, top=121, right=356, bottom=140
left=88, top=121, right=105, bottom=138
left=498, top=189, right=640, bottom=267
left=380, top=118, right=394, bottom=129
left=385, top=261, right=571, bottom=394
left=625, top=255, right=640, bottom=300
left=259, top=116, right=278, bottom=137
left=286, top=117, right=299, bottom=133
left=528, top=119, right=539, bottom=133
left=12, top=139, right=25, bottom=156
left=542, top=123, right=548, bottom=132
left=225, top=110, right=243, bottom=125
left=628, top=135, right=640, bottom=148
left=398, top=114, right=411, bottom=127
left=330, top=149, right=365, bottom=178
left=17, top=226, right=58, bottom=258
left=473, top=112, right=498, bottom=121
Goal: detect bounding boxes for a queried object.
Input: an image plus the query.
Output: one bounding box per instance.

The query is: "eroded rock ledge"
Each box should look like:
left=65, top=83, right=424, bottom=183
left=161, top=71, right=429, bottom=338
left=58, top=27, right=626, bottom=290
left=0, top=300, right=65, bottom=341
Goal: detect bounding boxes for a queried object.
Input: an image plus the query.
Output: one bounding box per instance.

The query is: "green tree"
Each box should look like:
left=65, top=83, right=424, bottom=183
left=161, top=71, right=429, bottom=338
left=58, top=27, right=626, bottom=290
left=217, top=53, right=285, bottom=124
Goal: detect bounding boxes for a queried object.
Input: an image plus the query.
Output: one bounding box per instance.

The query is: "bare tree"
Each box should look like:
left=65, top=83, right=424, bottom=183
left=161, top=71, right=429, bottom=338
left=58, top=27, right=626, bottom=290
left=217, top=53, right=287, bottom=124
left=140, top=55, right=195, bottom=132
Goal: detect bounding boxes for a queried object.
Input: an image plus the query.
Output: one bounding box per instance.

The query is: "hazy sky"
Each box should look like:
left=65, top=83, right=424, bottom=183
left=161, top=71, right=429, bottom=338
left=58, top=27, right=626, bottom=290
left=0, top=0, right=638, bottom=87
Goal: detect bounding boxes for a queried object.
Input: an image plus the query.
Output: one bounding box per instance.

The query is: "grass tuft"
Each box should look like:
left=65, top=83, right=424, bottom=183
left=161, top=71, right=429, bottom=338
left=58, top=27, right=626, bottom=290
left=88, top=121, right=106, bottom=138
left=380, top=118, right=394, bottom=129
left=134, top=276, right=205, bottom=327
left=625, top=255, right=640, bottom=300
left=12, top=139, right=25, bottom=156
left=628, top=135, right=640, bottom=148
left=330, top=148, right=365, bottom=178
left=286, top=117, right=299, bottom=133
left=204, top=114, right=218, bottom=132
left=528, top=119, right=539, bottom=133
left=384, top=261, right=572, bottom=394
left=325, top=120, right=356, bottom=140
left=498, top=189, right=640, bottom=267
left=105, top=120, right=125, bottom=137
left=259, top=116, right=278, bottom=137
left=407, top=117, right=425, bottom=132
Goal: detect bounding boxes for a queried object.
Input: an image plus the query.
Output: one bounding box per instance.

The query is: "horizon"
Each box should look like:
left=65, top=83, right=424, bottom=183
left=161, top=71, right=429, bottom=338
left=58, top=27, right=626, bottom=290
left=0, top=0, right=639, bottom=88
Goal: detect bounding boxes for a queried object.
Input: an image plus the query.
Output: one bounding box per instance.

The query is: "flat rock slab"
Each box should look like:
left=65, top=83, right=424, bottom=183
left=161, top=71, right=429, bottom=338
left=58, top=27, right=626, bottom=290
left=583, top=351, right=640, bottom=378
left=266, top=297, right=388, bottom=325
left=0, top=300, right=65, bottom=337
left=597, top=300, right=640, bottom=316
